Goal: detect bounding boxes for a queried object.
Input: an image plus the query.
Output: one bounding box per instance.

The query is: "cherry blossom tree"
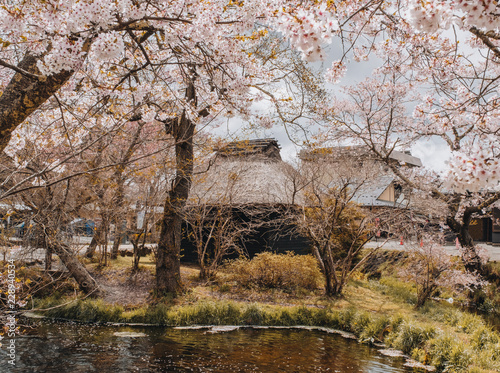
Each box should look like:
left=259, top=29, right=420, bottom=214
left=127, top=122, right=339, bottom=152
left=81, top=116, right=171, bottom=261
left=297, top=188, right=373, bottom=297
left=399, top=235, right=485, bottom=308
left=10, top=159, right=101, bottom=295
left=320, top=37, right=499, bottom=273
left=0, top=0, right=356, bottom=295
left=127, top=173, right=165, bottom=272
left=2, top=0, right=500, bottom=297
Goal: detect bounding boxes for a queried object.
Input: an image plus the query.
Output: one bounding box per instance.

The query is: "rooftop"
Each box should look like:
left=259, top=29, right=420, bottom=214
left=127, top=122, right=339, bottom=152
left=216, top=138, right=282, bottom=162
left=299, top=145, right=422, bottom=167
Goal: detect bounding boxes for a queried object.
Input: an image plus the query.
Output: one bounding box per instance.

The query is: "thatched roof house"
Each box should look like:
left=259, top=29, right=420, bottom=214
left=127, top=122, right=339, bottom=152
left=215, top=138, right=282, bottom=161
left=299, top=145, right=422, bottom=208
left=182, top=138, right=309, bottom=261
left=189, top=138, right=297, bottom=206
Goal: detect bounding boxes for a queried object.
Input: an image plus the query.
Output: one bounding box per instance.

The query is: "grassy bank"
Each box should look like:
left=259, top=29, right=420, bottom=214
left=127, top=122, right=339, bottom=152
left=33, top=278, right=500, bottom=373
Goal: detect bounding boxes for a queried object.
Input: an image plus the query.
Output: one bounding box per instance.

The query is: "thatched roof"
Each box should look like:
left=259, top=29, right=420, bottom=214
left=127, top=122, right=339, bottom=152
left=299, top=145, right=423, bottom=208
left=351, top=176, right=404, bottom=207
left=215, top=138, right=282, bottom=162
left=189, top=139, right=295, bottom=206
left=189, top=141, right=422, bottom=208
left=299, top=145, right=422, bottom=167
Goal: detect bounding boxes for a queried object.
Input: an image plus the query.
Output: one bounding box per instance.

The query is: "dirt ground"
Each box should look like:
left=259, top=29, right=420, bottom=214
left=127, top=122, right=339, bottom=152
left=91, top=265, right=202, bottom=307
left=92, top=268, right=154, bottom=306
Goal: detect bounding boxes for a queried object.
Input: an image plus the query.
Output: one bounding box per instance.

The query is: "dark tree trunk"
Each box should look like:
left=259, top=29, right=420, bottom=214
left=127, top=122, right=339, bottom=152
left=130, top=231, right=144, bottom=272
left=199, top=267, right=209, bottom=281
left=155, top=119, right=194, bottom=295
left=44, top=246, right=52, bottom=271
left=155, top=72, right=199, bottom=296
left=101, top=222, right=109, bottom=266
left=415, top=284, right=436, bottom=309
left=0, top=55, right=72, bottom=150
left=324, top=269, right=334, bottom=296
left=447, top=216, right=484, bottom=273
left=321, top=249, right=342, bottom=297
left=111, top=226, right=122, bottom=260
left=132, top=241, right=141, bottom=272
left=324, top=269, right=343, bottom=297
left=457, top=227, right=483, bottom=273
left=109, top=196, right=125, bottom=260
left=110, top=208, right=124, bottom=260
left=85, top=235, right=98, bottom=258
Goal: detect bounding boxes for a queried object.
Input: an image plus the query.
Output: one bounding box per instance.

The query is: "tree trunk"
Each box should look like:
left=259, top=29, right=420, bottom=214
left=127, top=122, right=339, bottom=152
left=51, top=242, right=101, bottom=296
left=85, top=234, right=99, bottom=258
left=132, top=241, right=140, bottom=272
left=44, top=246, right=52, bottom=271
left=111, top=228, right=122, bottom=260
left=0, top=41, right=92, bottom=152
left=199, top=266, right=209, bottom=281
left=156, top=121, right=193, bottom=293
left=85, top=219, right=107, bottom=258
left=101, top=222, right=108, bottom=266
left=156, top=207, right=184, bottom=294
left=457, top=228, right=483, bottom=273
left=324, top=271, right=334, bottom=296
left=323, top=257, right=338, bottom=297
left=156, top=73, right=198, bottom=296
left=447, top=216, right=484, bottom=273
left=324, top=275, right=343, bottom=297
left=415, top=284, right=436, bottom=309
left=111, top=229, right=123, bottom=259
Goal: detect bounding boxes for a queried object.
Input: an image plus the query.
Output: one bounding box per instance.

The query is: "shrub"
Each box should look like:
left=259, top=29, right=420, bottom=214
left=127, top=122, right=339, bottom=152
left=144, top=303, right=171, bottom=325
left=242, top=304, right=265, bottom=325
left=224, top=252, right=322, bottom=291
left=358, top=315, right=391, bottom=343
left=386, top=320, right=435, bottom=354
left=443, top=309, right=485, bottom=334
left=470, top=325, right=499, bottom=350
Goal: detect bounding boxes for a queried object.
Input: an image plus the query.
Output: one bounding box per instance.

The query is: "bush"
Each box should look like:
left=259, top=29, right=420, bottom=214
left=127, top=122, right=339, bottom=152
left=224, top=252, right=322, bottom=291
left=443, top=309, right=484, bottom=333
left=173, top=301, right=242, bottom=325
left=385, top=320, right=435, bottom=354
left=358, top=314, right=391, bottom=343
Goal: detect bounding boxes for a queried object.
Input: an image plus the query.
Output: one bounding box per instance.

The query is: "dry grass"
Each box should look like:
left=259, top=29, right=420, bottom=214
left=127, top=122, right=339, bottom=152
left=82, top=255, right=412, bottom=316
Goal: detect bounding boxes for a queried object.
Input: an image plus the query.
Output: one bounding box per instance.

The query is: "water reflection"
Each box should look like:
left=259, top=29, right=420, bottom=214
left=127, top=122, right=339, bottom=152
left=2, top=322, right=414, bottom=372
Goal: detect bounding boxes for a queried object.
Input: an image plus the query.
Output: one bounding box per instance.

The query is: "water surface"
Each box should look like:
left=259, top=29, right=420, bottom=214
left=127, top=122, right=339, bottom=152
left=2, top=322, right=415, bottom=372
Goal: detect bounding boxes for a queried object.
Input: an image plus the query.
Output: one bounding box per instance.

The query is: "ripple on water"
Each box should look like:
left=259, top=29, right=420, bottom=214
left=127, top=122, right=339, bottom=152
left=7, top=322, right=415, bottom=373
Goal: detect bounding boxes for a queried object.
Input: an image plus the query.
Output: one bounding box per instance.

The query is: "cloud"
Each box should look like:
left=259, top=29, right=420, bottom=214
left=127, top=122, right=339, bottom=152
left=412, top=137, right=451, bottom=173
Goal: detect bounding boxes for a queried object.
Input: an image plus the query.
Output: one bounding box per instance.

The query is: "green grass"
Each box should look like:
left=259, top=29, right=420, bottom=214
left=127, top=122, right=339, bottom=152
left=368, top=276, right=418, bottom=305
